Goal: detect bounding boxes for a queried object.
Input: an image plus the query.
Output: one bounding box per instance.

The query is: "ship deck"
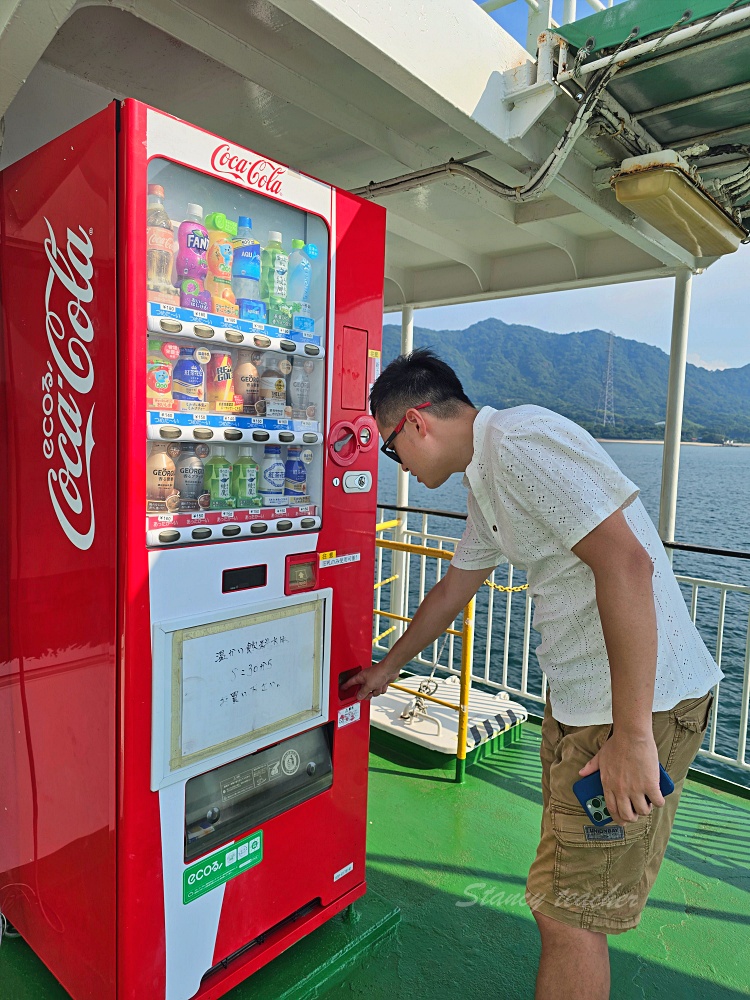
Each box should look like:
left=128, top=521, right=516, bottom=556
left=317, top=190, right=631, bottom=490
left=3, top=718, right=749, bottom=999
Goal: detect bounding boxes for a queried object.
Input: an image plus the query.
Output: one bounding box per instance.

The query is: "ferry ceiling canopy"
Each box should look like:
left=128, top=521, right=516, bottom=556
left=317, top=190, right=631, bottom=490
left=1, top=0, right=749, bottom=310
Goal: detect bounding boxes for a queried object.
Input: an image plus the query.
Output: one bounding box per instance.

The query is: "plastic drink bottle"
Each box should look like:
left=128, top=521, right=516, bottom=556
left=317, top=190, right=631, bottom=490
left=232, top=217, right=266, bottom=323
left=175, top=204, right=212, bottom=311
left=259, top=444, right=285, bottom=498
left=288, top=239, right=313, bottom=331
left=146, top=443, right=178, bottom=513
left=203, top=445, right=234, bottom=510
left=284, top=447, right=307, bottom=497
left=289, top=356, right=311, bottom=414
left=174, top=445, right=207, bottom=512
left=231, top=446, right=261, bottom=507
left=206, top=350, right=238, bottom=412
left=146, top=339, right=174, bottom=408
left=172, top=347, right=206, bottom=410
left=233, top=349, right=260, bottom=413
left=146, top=185, right=177, bottom=303
left=259, top=354, right=287, bottom=416
left=260, top=232, right=292, bottom=329
left=204, top=213, right=239, bottom=317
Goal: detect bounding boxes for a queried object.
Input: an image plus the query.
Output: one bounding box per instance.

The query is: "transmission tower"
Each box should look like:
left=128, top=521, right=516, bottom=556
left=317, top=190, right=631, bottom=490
left=596, top=333, right=616, bottom=430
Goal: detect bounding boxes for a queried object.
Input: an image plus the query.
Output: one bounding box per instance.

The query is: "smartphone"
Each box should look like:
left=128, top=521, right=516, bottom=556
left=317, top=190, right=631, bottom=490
left=573, top=764, right=675, bottom=826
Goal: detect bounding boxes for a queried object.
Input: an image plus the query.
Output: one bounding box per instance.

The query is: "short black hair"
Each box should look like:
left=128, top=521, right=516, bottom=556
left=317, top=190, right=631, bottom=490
left=370, top=347, right=474, bottom=425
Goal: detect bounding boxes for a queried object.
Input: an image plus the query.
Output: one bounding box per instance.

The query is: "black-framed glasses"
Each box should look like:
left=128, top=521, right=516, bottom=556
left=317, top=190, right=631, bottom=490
left=380, top=402, right=432, bottom=462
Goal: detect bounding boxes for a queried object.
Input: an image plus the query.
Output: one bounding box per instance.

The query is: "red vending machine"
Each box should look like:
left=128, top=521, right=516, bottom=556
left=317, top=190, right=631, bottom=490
left=0, top=100, right=385, bottom=1000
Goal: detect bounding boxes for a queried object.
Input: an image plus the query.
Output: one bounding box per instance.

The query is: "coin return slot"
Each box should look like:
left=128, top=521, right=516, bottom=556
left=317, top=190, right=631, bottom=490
left=279, top=432, right=295, bottom=443
left=159, top=319, right=182, bottom=334
left=222, top=524, right=242, bottom=537
left=279, top=340, right=296, bottom=352
left=192, top=527, right=212, bottom=540
left=224, top=331, right=244, bottom=344
left=193, top=428, right=214, bottom=440
left=252, top=430, right=270, bottom=442
left=193, top=325, right=215, bottom=339
left=253, top=335, right=271, bottom=348
left=223, top=429, right=242, bottom=441
left=300, top=518, right=317, bottom=529
left=159, top=529, right=181, bottom=544
left=302, top=432, right=318, bottom=444
left=276, top=520, right=293, bottom=532
left=159, top=427, right=181, bottom=439
left=304, top=345, right=320, bottom=356
left=250, top=522, right=268, bottom=534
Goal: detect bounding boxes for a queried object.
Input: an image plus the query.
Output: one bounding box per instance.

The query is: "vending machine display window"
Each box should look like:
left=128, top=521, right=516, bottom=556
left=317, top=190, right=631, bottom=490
left=151, top=591, right=331, bottom=789
left=144, top=158, right=328, bottom=547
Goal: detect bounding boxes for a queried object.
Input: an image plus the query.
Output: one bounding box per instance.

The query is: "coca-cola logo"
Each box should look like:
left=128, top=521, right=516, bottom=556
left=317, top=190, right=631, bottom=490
left=210, top=144, right=285, bottom=195
left=41, top=219, right=96, bottom=550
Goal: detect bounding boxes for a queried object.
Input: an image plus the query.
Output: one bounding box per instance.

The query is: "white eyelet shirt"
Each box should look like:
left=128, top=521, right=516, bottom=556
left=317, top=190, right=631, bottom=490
left=452, top=405, right=723, bottom=725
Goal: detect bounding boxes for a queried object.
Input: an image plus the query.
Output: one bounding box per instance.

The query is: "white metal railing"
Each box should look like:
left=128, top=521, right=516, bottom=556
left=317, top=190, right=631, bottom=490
left=374, top=505, right=750, bottom=781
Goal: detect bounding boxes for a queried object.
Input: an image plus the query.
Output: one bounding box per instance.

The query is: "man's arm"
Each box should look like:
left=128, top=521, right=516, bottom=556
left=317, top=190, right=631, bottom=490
left=572, top=508, right=665, bottom=824
left=342, top=563, right=493, bottom=701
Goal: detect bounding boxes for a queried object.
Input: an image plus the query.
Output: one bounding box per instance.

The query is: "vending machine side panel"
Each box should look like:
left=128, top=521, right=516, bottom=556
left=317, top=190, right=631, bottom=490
left=117, top=98, right=169, bottom=999
left=0, top=105, right=119, bottom=1000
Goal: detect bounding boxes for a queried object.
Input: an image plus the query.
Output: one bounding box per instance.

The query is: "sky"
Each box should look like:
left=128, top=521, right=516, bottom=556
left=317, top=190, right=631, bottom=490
left=385, top=0, right=749, bottom=371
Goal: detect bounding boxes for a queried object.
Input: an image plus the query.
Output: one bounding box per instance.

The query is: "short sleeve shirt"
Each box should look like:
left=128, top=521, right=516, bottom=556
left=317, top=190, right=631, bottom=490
left=452, top=405, right=723, bottom=725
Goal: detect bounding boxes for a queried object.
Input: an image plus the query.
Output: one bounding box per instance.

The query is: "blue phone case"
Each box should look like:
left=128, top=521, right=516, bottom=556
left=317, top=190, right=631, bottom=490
left=573, top=764, right=675, bottom=826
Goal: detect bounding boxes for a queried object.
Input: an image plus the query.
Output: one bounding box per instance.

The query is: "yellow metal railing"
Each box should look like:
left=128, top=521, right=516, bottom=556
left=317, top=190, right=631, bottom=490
left=372, top=536, right=475, bottom=783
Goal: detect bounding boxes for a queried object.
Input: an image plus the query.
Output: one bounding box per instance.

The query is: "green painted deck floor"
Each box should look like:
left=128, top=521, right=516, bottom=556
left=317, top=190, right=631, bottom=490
left=2, top=721, right=750, bottom=999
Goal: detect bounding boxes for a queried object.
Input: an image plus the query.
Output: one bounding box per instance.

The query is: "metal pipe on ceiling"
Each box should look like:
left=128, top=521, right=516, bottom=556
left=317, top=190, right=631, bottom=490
left=556, top=5, right=750, bottom=84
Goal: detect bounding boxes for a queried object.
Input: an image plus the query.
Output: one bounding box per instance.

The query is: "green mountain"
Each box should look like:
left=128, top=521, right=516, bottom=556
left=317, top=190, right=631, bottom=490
left=382, top=319, right=750, bottom=442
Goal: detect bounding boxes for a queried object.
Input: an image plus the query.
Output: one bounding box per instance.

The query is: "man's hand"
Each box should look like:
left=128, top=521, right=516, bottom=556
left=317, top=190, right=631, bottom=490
left=342, top=661, right=400, bottom=702
left=578, top=732, right=664, bottom=825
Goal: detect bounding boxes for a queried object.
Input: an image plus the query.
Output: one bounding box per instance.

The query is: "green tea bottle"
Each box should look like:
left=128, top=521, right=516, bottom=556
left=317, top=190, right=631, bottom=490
left=204, top=444, right=234, bottom=509
left=231, top=445, right=261, bottom=508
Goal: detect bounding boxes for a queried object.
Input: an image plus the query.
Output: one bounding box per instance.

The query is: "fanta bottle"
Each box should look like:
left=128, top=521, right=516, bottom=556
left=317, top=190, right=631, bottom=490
left=175, top=204, right=212, bottom=312
left=204, top=212, right=239, bottom=317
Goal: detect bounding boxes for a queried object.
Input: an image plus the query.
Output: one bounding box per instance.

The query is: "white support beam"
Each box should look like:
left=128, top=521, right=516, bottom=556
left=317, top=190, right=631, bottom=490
left=659, top=269, right=693, bottom=558
left=387, top=213, right=491, bottom=292
left=0, top=0, right=80, bottom=116
left=389, top=306, right=414, bottom=646
left=383, top=237, right=673, bottom=311
left=124, top=0, right=439, bottom=172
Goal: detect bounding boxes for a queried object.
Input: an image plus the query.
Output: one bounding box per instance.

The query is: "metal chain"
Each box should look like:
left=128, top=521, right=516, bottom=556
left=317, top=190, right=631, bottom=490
left=483, top=579, right=529, bottom=593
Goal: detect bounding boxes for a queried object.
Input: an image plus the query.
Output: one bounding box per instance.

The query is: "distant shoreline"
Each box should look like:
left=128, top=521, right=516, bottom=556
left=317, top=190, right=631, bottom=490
left=597, top=439, right=750, bottom=446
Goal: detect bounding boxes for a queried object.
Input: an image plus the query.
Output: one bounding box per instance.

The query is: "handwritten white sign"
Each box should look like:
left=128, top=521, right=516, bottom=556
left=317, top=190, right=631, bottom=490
left=177, top=601, right=321, bottom=761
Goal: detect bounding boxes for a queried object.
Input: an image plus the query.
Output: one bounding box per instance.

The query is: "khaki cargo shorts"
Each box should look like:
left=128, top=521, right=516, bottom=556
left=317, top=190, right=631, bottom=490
left=525, top=690, right=713, bottom=935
